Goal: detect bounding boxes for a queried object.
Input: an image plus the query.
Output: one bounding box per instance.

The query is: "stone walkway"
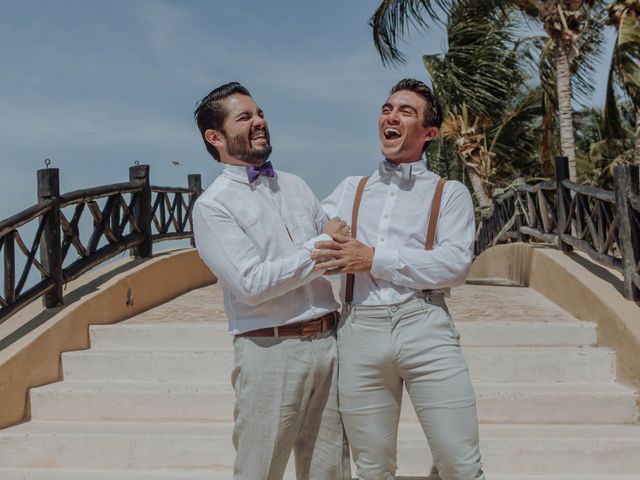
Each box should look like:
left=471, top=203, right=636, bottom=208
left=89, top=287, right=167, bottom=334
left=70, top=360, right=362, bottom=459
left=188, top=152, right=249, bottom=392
left=126, top=282, right=576, bottom=325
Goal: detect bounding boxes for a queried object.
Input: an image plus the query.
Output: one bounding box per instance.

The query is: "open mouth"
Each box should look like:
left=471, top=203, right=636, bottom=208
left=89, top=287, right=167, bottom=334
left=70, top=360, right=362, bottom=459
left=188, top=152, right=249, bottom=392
left=383, top=127, right=401, bottom=140
left=249, top=130, right=268, bottom=142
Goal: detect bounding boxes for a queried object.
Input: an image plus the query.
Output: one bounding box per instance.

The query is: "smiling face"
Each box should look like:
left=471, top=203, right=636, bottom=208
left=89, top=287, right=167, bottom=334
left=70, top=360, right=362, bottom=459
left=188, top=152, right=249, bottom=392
left=204, top=94, right=272, bottom=166
left=379, top=90, right=439, bottom=164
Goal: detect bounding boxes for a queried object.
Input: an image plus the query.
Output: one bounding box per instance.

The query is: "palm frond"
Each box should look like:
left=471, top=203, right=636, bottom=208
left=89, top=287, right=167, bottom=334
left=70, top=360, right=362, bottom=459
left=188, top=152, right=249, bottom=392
left=422, top=0, right=528, bottom=119
left=488, top=86, right=544, bottom=176
left=370, top=0, right=452, bottom=66
left=603, top=52, right=627, bottom=140
left=369, top=0, right=509, bottom=66
left=570, top=7, right=607, bottom=106
left=614, top=9, right=640, bottom=104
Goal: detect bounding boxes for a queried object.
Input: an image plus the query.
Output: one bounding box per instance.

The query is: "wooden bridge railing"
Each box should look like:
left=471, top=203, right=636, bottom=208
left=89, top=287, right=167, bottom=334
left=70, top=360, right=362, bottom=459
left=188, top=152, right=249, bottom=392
left=0, top=164, right=202, bottom=323
left=476, top=156, right=640, bottom=301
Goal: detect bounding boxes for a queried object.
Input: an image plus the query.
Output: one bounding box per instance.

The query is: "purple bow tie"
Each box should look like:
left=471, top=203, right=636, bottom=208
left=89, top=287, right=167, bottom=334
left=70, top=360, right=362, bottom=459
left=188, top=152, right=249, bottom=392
left=246, top=161, right=275, bottom=184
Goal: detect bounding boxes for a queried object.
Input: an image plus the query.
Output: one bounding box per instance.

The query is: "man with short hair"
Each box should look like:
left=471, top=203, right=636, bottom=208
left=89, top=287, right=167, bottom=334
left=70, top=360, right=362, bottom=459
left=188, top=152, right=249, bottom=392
left=192, top=82, right=350, bottom=480
left=316, top=78, right=485, bottom=480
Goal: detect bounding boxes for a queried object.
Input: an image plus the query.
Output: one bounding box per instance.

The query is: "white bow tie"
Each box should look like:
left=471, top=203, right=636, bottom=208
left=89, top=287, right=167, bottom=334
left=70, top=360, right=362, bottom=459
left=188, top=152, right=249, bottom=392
left=380, top=160, right=414, bottom=181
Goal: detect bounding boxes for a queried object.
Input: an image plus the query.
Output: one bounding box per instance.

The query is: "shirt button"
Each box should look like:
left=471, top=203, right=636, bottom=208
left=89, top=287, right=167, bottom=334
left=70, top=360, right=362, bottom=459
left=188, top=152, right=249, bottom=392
left=384, top=214, right=389, bottom=219
left=390, top=306, right=398, bottom=312
left=390, top=192, right=395, bottom=196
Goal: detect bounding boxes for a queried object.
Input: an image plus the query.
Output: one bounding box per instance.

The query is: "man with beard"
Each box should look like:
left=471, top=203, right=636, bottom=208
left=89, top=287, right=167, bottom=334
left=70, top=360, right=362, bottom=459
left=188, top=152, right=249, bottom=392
left=191, top=82, right=351, bottom=480
left=315, top=79, right=484, bottom=480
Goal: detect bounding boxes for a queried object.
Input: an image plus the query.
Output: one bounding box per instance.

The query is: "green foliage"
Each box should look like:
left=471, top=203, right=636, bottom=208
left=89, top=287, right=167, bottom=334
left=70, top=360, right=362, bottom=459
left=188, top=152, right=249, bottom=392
left=369, top=0, right=639, bottom=193
left=576, top=103, right=636, bottom=188
left=422, top=0, right=545, bottom=191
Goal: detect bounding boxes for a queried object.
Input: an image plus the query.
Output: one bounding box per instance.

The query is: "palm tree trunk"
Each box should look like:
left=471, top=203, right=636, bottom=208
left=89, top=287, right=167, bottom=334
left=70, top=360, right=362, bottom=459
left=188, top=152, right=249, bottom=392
left=556, top=45, right=578, bottom=180
left=635, top=106, right=640, bottom=166
left=467, top=169, right=493, bottom=210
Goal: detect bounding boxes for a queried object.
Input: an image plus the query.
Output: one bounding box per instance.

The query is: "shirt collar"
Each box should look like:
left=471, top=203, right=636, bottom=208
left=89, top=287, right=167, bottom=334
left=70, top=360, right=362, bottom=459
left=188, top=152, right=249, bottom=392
left=378, top=158, right=428, bottom=181
left=220, top=163, right=277, bottom=185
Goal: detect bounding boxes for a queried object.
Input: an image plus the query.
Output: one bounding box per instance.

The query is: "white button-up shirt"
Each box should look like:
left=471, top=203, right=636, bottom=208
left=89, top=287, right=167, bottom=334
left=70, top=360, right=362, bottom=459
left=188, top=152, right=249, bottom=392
left=323, top=159, right=475, bottom=306
left=193, top=164, right=339, bottom=334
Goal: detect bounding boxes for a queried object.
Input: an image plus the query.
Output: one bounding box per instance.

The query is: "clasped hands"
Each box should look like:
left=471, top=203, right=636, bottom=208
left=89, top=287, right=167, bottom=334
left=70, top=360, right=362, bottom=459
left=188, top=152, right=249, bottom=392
left=314, top=217, right=374, bottom=275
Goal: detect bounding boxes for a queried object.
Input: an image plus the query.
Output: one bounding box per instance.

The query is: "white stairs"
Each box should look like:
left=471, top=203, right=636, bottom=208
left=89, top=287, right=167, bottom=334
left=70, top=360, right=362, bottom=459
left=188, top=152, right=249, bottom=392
left=0, top=284, right=639, bottom=479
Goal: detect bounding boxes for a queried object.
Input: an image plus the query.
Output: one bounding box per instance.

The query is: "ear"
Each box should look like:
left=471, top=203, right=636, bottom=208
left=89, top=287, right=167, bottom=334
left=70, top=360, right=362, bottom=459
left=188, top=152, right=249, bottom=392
left=424, top=127, right=439, bottom=142
left=204, top=129, right=224, bottom=149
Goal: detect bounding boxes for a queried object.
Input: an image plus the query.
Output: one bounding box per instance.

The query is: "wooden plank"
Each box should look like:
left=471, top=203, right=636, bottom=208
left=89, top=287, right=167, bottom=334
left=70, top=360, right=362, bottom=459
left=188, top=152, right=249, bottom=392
left=3, top=231, right=15, bottom=304
left=64, top=232, right=144, bottom=282
left=614, top=164, right=640, bottom=300
left=561, top=179, right=616, bottom=203
left=16, top=219, right=48, bottom=297
left=519, top=227, right=558, bottom=244
left=555, top=156, right=573, bottom=253
left=561, top=234, right=624, bottom=272
left=517, top=181, right=556, bottom=193
left=129, top=165, right=152, bottom=258
left=0, top=201, right=52, bottom=237
left=0, top=278, right=56, bottom=325
left=150, top=186, right=194, bottom=194
left=59, top=181, right=143, bottom=207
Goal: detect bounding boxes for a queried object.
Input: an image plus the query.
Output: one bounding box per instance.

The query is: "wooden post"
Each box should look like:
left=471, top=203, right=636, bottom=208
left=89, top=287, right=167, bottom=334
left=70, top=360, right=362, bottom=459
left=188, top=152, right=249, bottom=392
left=515, top=191, right=529, bottom=243
left=4, top=231, right=16, bottom=304
left=555, top=156, right=573, bottom=253
left=37, top=168, right=63, bottom=308
left=129, top=165, right=152, bottom=258
left=614, top=164, right=640, bottom=301
left=188, top=174, right=202, bottom=247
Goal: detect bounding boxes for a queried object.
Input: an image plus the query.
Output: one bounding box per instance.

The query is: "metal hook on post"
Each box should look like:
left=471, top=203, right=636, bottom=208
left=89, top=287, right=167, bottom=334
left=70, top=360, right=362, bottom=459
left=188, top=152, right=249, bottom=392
left=134, top=160, right=140, bottom=166
left=44, top=158, right=51, bottom=169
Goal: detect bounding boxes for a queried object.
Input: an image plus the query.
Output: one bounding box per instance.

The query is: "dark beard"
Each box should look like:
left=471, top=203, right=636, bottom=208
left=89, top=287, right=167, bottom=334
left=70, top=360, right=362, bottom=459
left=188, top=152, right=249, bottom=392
left=225, top=131, right=273, bottom=166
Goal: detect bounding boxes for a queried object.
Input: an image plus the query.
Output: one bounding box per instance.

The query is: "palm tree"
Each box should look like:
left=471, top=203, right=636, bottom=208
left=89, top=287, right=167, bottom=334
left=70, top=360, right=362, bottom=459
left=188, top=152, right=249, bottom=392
left=515, top=1, right=603, bottom=180
left=370, top=0, right=603, bottom=181
left=606, top=0, right=640, bottom=165
left=536, top=13, right=605, bottom=172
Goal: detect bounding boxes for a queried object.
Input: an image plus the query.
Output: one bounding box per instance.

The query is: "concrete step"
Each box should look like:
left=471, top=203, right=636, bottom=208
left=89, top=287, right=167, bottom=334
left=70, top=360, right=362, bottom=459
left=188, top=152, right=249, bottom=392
left=0, top=471, right=639, bottom=480
left=1, top=421, right=640, bottom=474
left=29, top=381, right=639, bottom=425
left=89, top=320, right=597, bottom=349
left=61, top=347, right=616, bottom=383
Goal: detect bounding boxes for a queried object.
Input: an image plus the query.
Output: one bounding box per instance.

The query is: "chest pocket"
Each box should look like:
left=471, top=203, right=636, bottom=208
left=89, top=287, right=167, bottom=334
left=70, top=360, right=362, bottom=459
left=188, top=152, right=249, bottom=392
left=234, top=206, right=260, bottom=232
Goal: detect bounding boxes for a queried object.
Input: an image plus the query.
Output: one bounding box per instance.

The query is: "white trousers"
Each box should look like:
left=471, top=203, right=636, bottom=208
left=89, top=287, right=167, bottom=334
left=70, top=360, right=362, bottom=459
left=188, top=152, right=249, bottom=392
left=232, top=331, right=351, bottom=480
left=338, top=295, right=485, bottom=480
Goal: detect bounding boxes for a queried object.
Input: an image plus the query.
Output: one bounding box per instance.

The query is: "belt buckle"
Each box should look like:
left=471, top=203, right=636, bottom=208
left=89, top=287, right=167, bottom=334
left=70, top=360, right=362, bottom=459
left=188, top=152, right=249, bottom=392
left=274, top=326, right=279, bottom=338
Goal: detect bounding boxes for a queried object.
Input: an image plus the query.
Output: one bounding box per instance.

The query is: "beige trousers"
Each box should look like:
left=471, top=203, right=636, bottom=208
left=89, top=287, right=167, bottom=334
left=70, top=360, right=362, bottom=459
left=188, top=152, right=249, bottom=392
left=338, top=295, right=485, bottom=480
left=232, top=331, right=351, bottom=480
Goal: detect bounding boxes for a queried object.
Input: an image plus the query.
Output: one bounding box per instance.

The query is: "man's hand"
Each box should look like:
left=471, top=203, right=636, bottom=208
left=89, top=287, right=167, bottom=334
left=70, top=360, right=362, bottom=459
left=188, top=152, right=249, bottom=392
left=322, top=217, right=351, bottom=237
left=311, top=234, right=374, bottom=274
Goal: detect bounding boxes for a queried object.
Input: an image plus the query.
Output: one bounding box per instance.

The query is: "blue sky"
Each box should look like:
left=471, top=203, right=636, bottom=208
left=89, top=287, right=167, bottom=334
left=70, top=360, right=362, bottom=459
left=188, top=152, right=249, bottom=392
left=0, top=1, right=614, bottom=221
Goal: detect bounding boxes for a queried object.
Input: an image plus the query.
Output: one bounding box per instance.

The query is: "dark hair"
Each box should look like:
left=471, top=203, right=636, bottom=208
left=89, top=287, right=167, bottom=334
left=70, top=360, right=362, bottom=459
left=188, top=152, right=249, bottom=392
left=194, top=82, right=252, bottom=161
left=390, top=78, right=442, bottom=153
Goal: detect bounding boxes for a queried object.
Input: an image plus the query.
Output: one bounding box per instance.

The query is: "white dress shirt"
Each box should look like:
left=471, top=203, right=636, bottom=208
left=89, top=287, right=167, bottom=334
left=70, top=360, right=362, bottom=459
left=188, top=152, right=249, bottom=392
left=193, top=164, right=339, bottom=334
left=323, top=159, right=475, bottom=306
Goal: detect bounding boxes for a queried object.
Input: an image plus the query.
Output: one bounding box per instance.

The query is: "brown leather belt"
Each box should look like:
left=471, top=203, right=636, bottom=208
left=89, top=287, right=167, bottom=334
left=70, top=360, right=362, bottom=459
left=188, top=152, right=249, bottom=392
left=237, top=312, right=338, bottom=338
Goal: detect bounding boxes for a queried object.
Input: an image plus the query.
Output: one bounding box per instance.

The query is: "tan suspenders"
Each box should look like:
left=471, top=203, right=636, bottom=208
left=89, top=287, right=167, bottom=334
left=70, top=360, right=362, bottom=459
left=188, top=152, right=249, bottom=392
left=344, top=176, right=370, bottom=305
left=344, top=176, right=447, bottom=304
